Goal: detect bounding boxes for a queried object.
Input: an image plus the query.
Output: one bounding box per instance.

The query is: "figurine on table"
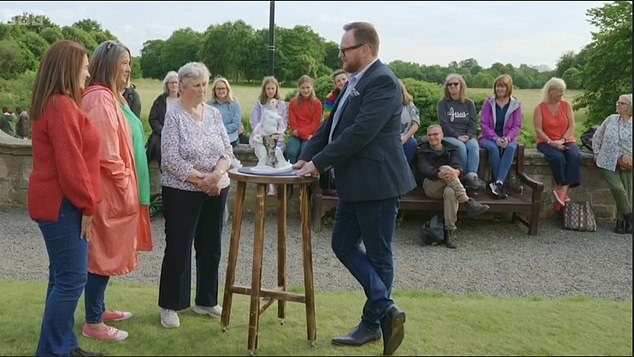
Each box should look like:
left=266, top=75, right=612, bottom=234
left=249, top=99, right=292, bottom=173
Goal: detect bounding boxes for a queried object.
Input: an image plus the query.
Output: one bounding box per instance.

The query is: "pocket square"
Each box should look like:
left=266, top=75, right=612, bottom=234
left=350, top=88, right=360, bottom=97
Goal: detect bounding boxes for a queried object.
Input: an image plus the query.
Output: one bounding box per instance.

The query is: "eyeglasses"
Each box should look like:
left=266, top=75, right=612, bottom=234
left=339, top=43, right=365, bottom=56
left=215, top=87, right=227, bottom=91
left=447, top=82, right=460, bottom=87
left=616, top=101, right=628, bottom=105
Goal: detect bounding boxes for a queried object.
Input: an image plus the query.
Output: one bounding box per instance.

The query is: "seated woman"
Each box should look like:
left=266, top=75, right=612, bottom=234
left=533, top=77, right=582, bottom=212
left=209, top=77, right=242, bottom=147
left=437, top=73, right=486, bottom=191
left=479, top=74, right=522, bottom=198
left=592, top=93, right=632, bottom=233
left=399, top=80, right=421, bottom=165
left=287, top=75, right=322, bottom=164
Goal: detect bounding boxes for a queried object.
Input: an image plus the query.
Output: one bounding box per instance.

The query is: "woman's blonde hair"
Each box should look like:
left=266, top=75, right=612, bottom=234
left=211, top=77, right=235, bottom=103
left=258, top=76, right=280, bottom=104
left=443, top=73, right=468, bottom=102
left=294, top=75, right=317, bottom=106
left=31, top=40, right=90, bottom=120
left=540, top=77, right=566, bottom=103
left=399, top=79, right=413, bottom=105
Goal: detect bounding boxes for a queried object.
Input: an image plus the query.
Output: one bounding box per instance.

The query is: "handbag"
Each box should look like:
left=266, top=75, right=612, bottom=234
left=419, top=214, right=445, bottom=245
left=563, top=201, right=597, bottom=232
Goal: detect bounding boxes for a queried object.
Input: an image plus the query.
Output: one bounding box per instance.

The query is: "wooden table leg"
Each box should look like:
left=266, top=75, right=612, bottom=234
left=277, top=184, right=288, bottom=321
left=300, top=183, right=317, bottom=342
left=248, top=183, right=267, bottom=352
left=221, top=181, right=246, bottom=331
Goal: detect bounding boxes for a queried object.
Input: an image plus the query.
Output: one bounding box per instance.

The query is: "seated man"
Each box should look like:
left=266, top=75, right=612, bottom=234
left=416, top=124, right=490, bottom=248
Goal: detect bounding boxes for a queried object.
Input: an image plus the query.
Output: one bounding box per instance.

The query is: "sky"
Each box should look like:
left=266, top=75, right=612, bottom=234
left=1, top=1, right=608, bottom=70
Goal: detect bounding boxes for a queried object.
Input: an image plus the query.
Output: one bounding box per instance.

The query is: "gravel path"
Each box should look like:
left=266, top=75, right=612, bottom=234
left=1, top=207, right=631, bottom=300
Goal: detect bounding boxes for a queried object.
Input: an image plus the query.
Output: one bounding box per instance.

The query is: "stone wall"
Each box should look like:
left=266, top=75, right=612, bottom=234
left=1, top=135, right=621, bottom=221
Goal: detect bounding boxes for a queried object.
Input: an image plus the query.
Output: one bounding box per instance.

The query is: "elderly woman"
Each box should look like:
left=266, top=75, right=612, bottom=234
left=533, top=77, right=582, bottom=211
left=437, top=73, right=486, bottom=191
left=479, top=74, right=523, bottom=199
left=146, top=70, right=179, bottom=167
left=158, top=62, right=234, bottom=329
left=592, top=94, right=632, bottom=233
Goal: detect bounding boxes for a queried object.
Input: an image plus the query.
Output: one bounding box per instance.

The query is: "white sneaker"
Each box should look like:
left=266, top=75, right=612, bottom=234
left=192, top=304, right=222, bottom=318
left=160, top=308, right=180, bottom=328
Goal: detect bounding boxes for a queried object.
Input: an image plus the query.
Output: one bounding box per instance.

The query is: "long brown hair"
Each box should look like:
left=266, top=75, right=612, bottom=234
left=258, top=76, right=280, bottom=104
left=30, top=40, right=89, bottom=120
left=88, top=40, right=131, bottom=95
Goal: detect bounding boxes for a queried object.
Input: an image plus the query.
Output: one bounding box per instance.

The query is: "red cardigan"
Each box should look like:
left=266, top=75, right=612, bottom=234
left=28, top=95, right=102, bottom=221
left=288, top=97, right=322, bottom=140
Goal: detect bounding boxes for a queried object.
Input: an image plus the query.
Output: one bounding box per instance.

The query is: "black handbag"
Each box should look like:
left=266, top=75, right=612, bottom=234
left=419, top=214, right=445, bottom=245
left=563, top=201, right=597, bottom=232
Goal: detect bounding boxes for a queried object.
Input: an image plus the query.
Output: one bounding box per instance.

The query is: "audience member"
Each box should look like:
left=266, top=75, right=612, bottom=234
left=437, top=73, right=486, bottom=191
left=80, top=40, right=142, bottom=341
left=158, top=62, right=234, bottom=329
left=147, top=71, right=179, bottom=167
left=287, top=75, right=322, bottom=164
left=398, top=80, right=421, bottom=165
left=122, top=80, right=141, bottom=118
left=417, top=124, right=490, bottom=249
left=15, top=107, right=30, bottom=138
left=1, top=106, right=17, bottom=137
left=479, top=74, right=522, bottom=199
left=592, top=93, right=632, bottom=233
left=28, top=40, right=104, bottom=357
left=250, top=75, right=287, bottom=195
left=533, top=77, right=581, bottom=212
left=209, top=77, right=242, bottom=146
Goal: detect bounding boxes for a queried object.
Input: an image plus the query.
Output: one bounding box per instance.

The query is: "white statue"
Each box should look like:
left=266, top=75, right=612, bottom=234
left=250, top=100, right=292, bottom=173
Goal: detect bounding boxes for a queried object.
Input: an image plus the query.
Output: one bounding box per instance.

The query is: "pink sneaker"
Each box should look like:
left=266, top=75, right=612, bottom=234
left=82, top=324, right=128, bottom=341
left=553, top=189, right=566, bottom=206
left=102, top=310, right=132, bottom=322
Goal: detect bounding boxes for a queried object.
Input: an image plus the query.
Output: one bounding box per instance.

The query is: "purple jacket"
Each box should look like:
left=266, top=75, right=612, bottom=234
left=479, top=96, right=522, bottom=144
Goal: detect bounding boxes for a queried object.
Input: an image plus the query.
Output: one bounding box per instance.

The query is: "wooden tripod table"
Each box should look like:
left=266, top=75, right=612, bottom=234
left=221, top=169, right=317, bottom=354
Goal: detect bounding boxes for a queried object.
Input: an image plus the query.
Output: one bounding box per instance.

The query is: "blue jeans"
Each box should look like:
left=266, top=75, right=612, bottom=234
left=36, top=198, right=87, bottom=356
left=84, top=273, right=110, bottom=324
left=443, top=137, right=480, bottom=175
left=331, top=198, right=399, bottom=332
left=286, top=136, right=306, bottom=164
left=537, top=142, right=582, bottom=187
left=402, top=137, right=417, bottom=165
left=480, top=139, right=518, bottom=183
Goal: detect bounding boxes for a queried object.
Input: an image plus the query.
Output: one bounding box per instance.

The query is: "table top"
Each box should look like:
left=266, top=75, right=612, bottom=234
left=229, top=168, right=317, bottom=184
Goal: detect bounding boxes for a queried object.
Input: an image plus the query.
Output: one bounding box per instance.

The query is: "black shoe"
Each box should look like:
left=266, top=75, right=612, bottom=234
left=624, top=213, right=632, bottom=234
left=331, top=325, right=381, bottom=346
left=70, top=347, right=105, bottom=356
left=464, top=198, right=490, bottom=216
left=444, top=230, right=457, bottom=249
left=614, top=219, right=625, bottom=234
left=380, top=305, right=406, bottom=355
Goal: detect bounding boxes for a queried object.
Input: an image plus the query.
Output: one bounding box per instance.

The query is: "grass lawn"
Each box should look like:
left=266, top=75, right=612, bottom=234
left=2, top=280, right=630, bottom=356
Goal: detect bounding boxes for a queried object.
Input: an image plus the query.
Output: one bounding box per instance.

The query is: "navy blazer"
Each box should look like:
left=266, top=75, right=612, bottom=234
left=299, top=60, right=416, bottom=201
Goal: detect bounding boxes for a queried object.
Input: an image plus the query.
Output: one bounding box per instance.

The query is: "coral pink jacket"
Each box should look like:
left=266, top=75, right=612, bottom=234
left=82, top=85, right=139, bottom=276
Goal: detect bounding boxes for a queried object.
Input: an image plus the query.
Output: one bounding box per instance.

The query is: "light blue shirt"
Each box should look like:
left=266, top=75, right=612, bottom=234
left=209, top=99, right=242, bottom=143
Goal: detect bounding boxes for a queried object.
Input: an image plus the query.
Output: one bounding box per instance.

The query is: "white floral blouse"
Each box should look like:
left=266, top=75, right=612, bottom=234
left=592, top=114, right=632, bottom=171
left=161, top=101, right=234, bottom=191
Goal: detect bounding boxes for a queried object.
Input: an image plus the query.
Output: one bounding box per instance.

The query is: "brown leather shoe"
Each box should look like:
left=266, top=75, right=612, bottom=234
left=380, top=305, right=406, bottom=355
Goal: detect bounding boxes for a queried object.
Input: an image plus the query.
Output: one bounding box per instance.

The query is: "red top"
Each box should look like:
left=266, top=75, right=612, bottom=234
left=28, top=95, right=102, bottom=221
left=536, top=100, right=576, bottom=144
left=288, top=97, right=322, bottom=140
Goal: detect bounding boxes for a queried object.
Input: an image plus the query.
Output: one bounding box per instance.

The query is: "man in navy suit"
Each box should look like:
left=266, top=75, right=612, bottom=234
left=294, top=21, right=416, bottom=355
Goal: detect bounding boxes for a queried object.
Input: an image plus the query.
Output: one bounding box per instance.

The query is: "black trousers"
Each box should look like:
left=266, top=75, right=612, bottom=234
left=158, top=185, right=229, bottom=310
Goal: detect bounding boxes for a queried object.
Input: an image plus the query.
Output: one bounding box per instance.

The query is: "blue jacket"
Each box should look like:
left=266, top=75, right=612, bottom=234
left=300, top=60, right=416, bottom=201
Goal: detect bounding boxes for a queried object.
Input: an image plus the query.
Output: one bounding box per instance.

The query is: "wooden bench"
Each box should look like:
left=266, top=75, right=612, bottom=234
left=310, top=144, right=544, bottom=235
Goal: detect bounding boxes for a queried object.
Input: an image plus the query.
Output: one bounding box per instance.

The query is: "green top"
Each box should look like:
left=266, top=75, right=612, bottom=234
left=120, top=103, right=150, bottom=205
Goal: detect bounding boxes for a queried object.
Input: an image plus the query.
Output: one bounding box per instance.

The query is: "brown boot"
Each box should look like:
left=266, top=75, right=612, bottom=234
left=444, top=229, right=457, bottom=249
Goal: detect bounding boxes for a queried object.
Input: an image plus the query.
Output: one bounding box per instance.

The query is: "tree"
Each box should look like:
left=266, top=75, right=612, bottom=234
left=576, top=1, right=633, bottom=125
left=0, top=40, right=29, bottom=79
left=140, top=39, right=166, bottom=79
left=161, top=28, right=202, bottom=75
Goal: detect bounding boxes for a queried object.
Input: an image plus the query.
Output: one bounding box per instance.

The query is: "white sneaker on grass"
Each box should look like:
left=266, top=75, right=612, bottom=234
left=160, top=308, right=180, bottom=328
left=192, top=304, right=222, bottom=318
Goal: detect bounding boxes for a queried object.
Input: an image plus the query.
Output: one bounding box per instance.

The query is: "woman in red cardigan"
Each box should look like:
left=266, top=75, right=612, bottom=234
left=28, top=40, right=103, bottom=357
left=287, top=75, right=322, bottom=164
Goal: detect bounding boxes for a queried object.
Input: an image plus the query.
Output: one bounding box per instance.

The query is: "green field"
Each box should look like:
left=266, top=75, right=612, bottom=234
left=133, top=78, right=588, bottom=145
